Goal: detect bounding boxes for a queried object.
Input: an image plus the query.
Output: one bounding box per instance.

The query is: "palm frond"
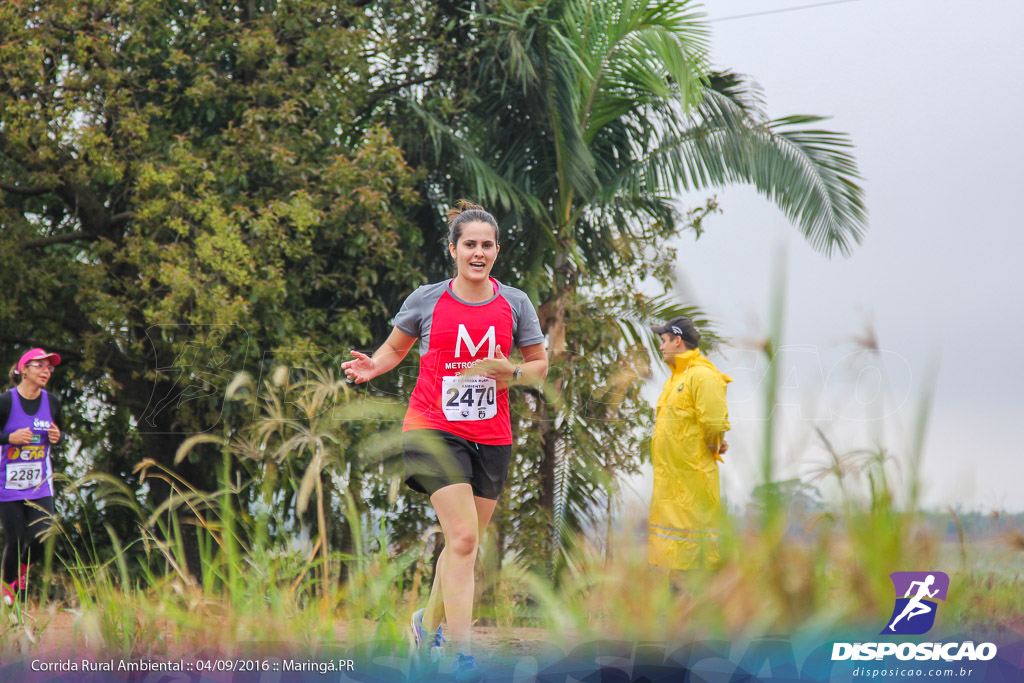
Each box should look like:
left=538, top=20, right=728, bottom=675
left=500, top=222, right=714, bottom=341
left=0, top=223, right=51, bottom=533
left=755, top=116, right=868, bottom=255
left=559, top=0, right=710, bottom=139
left=401, top=100, right=546, bottom=220
left=617, top=293, right=722, bottom=366
left=625, top=77, right=867, bottom=256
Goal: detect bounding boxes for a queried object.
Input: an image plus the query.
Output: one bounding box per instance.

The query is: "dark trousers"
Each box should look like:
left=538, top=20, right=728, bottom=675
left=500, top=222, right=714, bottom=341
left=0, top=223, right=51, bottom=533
left=0, top=496, right=54, bottom=585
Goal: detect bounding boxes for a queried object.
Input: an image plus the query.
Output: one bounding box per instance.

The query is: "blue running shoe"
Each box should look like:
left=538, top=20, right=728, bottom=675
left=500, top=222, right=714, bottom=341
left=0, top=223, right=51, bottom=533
left=410, top=608, right=446, bottom=661
left=452, top=653, right=482, bottom=683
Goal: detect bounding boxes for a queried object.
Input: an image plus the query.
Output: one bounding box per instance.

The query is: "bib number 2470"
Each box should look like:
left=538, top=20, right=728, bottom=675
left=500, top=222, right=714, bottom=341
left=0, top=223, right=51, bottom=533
left=442, top=376, right=497, bottom=422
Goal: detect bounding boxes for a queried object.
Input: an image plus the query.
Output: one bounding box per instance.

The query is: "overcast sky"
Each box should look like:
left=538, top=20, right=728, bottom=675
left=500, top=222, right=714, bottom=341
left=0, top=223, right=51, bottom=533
left=630, top=0, right=1024, bottom=514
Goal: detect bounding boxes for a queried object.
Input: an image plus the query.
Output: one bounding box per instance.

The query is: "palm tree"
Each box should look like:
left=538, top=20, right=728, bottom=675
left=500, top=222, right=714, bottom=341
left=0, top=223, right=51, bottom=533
left=394, top=0, right=866, bottom=568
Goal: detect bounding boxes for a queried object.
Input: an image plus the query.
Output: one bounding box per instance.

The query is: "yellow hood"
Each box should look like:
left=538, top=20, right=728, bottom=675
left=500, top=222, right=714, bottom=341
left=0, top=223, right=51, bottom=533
left=668, top=348, right=733, bottom=384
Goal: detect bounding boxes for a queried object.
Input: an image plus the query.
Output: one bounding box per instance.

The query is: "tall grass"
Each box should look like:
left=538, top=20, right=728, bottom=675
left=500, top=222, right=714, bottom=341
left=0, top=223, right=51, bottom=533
left=0, top=366, right=418, bottom=656
left=2, top=326, right=1021, bottom=659
left=513, top=270, right=1024, bottom=646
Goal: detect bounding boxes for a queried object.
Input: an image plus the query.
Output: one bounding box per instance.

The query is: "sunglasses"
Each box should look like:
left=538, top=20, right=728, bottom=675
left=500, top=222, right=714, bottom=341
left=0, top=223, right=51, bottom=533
left=25, top=362, right=55, bottom=371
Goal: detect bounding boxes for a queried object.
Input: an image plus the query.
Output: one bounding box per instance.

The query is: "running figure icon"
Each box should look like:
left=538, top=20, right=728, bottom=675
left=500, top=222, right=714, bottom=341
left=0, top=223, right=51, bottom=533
left=888, top=574, right=939, bottom=631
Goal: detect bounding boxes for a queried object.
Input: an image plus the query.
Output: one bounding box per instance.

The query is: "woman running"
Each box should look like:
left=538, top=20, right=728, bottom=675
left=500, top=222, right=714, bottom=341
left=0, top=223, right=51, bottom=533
left=342, top=201, right=547, bottom=681
left=0, top=348, right=64, bottom=605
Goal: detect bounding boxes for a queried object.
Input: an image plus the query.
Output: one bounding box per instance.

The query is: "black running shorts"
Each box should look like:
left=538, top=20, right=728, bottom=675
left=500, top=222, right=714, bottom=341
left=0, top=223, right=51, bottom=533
left=402, top=429, right=512, bottom=500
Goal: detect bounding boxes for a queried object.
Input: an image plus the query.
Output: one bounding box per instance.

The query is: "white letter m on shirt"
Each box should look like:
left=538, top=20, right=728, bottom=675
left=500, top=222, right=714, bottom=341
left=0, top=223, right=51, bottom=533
left=455, top=324, right=496, bottom=358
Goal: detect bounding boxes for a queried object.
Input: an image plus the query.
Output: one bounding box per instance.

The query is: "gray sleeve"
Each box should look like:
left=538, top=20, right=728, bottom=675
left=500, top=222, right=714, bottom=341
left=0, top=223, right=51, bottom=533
left=392, top=287, right=424, bottom=337
left=508, top=289, right=545, bottom=348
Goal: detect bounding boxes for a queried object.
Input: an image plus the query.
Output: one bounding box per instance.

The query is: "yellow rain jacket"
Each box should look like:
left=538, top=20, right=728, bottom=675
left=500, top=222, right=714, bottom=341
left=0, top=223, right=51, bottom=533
left=649, top=348, right=732, bottom=570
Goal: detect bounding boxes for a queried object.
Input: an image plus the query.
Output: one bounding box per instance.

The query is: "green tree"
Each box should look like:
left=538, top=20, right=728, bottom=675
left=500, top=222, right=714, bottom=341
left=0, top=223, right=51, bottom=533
left=377, top=0, right=867, bottom=569
left=0, top=0, right=426, bottom=572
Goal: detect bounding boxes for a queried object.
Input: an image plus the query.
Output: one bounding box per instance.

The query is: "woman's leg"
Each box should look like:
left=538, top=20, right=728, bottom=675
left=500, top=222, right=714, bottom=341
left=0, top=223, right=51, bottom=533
left=21, top=496, right=54, bottom=585
left=0, top=501, right=27, bottom=587
left=422, top=548, right=446, bottom=633
left=472, top=495, right=498, bottom=546
left=424, top=485, right=501, bottom=653
left=422, top=495, right=498, bottom=633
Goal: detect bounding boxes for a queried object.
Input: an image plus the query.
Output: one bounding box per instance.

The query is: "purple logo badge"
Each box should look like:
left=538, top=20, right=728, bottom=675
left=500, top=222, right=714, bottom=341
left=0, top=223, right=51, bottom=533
left=883, top=571, right=949, bottom=635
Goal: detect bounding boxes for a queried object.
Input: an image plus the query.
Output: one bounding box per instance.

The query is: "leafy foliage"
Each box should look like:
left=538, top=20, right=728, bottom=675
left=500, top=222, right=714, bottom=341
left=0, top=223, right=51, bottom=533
left=2, top=0, right=868, bottom=584
left=369, top=0, right=867, bottom=572
left=0, top=0, right=426, bottom=568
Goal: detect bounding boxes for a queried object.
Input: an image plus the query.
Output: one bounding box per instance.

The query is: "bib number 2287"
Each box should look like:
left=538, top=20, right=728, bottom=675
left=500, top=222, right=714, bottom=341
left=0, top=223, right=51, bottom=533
left=5, top=461, right=44, bottom=491
left=442, top=376, right=497, bottom=422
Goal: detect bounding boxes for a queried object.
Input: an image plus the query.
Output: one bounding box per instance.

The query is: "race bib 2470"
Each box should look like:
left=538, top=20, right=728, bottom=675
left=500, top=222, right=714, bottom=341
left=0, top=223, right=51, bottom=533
left=442, top=375, right=497, bottom=422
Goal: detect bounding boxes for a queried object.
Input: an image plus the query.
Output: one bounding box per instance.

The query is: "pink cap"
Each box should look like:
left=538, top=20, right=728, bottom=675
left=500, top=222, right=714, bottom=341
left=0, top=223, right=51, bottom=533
left=17, top=348, right=61, bottom=373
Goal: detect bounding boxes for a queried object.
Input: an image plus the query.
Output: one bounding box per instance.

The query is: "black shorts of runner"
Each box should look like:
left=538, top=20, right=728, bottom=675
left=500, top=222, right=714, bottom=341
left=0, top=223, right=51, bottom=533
left=402, top=429, right=512, bottom=500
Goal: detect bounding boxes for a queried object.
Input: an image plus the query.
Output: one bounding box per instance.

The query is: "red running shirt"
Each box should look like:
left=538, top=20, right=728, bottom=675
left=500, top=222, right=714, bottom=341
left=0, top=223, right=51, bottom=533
left=393, top=279, right=544, bottom=445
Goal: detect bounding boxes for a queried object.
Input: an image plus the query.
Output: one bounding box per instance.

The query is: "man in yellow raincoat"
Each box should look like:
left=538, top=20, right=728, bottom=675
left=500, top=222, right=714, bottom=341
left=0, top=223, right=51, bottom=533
left=649, top=316, right=732, bottom=570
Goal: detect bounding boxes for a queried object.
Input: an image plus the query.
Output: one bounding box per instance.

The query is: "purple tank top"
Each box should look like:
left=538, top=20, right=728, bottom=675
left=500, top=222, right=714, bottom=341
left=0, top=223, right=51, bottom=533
left=0, top=389, right=53, bottom=501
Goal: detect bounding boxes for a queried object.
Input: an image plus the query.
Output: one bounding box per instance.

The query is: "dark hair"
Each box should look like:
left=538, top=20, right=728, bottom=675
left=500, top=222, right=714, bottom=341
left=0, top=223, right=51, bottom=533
left=445, top=200, right=499, bottom=252
left=8, top=363, right=20, bottom=388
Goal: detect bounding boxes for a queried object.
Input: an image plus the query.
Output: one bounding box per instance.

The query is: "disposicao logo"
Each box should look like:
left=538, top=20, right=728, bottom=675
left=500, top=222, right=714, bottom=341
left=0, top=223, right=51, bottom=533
left=883, top=571, right=949, bottom=635
left=832, top=570, right=998, bottom=663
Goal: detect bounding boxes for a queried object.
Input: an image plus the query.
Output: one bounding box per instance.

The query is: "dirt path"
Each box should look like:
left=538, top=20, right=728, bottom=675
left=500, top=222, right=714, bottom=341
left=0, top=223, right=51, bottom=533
left=3, top=608, right=560, bottom=659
